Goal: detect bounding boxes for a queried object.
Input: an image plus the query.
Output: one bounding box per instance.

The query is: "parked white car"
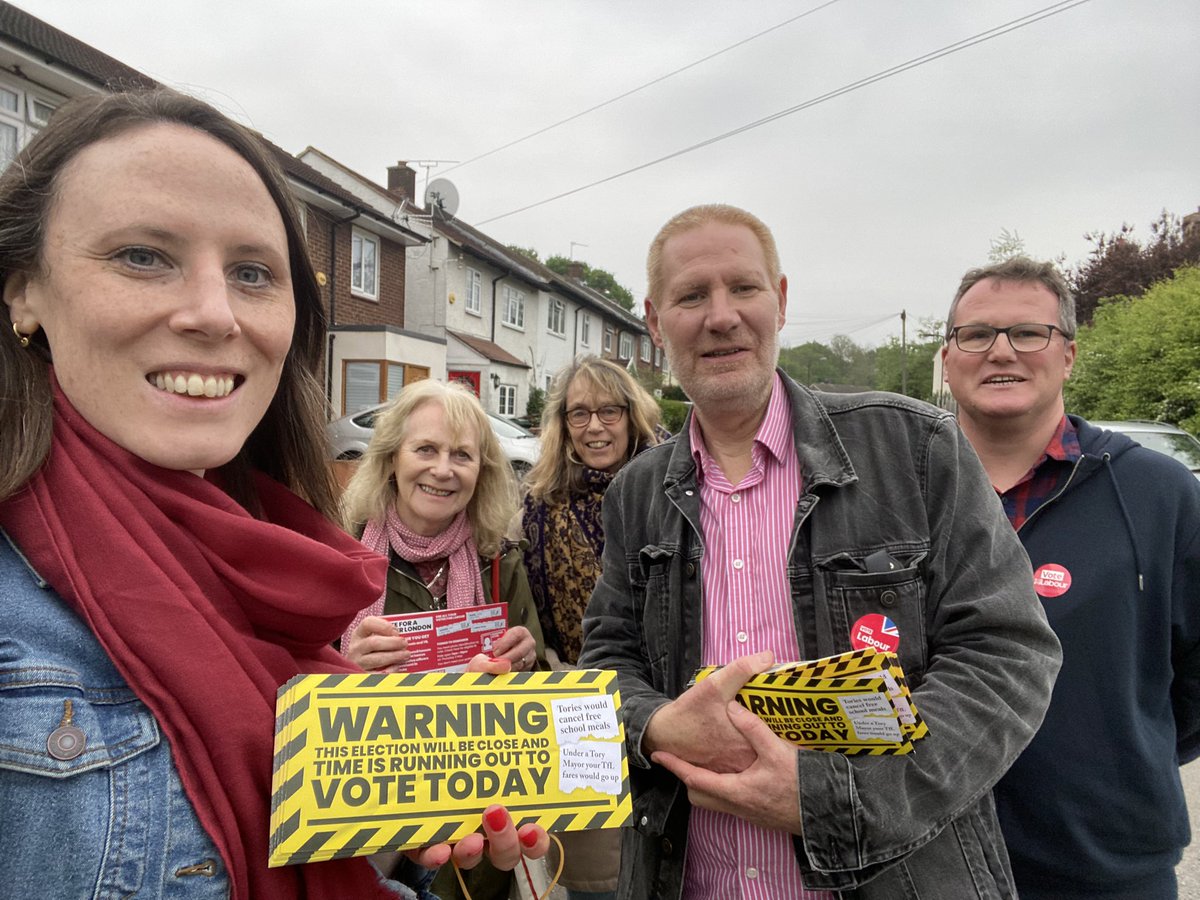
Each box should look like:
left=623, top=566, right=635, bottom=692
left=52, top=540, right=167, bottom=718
left=1093, top=420, right=1200, bottom=480
left=326, top=402, right=541, bottom=478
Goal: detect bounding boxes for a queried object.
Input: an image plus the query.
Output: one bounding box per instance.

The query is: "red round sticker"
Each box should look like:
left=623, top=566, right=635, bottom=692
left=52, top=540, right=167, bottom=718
left=1032, top=563, right=1072, bottom=598
left=850, top=614, right=900, bottom=654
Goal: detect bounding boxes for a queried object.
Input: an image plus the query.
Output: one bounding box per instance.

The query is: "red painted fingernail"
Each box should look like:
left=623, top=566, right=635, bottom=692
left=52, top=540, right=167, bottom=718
left=520, top=828, right=538, bottom=847
left=484, top=807, right=508, bottom=831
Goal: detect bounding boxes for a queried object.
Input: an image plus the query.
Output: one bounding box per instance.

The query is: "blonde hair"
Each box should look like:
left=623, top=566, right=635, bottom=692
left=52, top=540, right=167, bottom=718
left=340, top=380, right=518, bottom=556
left=645, top=203, right=782, bottom=305
left=525, top=356, right=662, bottom=505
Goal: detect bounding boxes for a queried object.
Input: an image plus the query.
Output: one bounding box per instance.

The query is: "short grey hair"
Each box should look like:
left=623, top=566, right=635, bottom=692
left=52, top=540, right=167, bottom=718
left=946, top=257, right=1076, bottom=340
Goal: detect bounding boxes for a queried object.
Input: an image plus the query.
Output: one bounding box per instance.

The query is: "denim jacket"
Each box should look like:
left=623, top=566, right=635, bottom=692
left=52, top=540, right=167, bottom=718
left=0, top=532, right=426, bottom=900
left=578, top=374, right=1062, bottom=899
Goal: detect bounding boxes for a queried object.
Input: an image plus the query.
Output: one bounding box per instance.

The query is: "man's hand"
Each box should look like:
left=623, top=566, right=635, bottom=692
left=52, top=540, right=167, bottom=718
left=652, top=699, right=803, bottom=834
left=642, top=650, right=774, bottom=773
left=344, top=616, right=410, bottom=672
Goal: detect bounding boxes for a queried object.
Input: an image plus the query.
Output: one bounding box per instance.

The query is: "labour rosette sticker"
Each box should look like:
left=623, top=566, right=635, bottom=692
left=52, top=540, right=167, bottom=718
left=268, top=669, right=630, bottom=867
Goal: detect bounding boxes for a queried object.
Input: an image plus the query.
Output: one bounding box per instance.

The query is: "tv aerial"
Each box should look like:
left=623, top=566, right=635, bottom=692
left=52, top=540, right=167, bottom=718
left=424, top=178, right=460, bottom=217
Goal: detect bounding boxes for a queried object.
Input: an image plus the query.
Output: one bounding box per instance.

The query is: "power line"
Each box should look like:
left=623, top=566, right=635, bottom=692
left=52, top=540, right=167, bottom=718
left=438, top=0, right=843, bottom=178
left=477, top=0, right=1092, bottom=226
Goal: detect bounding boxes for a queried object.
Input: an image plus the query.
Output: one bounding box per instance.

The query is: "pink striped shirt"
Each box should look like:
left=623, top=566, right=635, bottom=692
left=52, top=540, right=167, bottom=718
left=682, top=375, right=832, bottom=900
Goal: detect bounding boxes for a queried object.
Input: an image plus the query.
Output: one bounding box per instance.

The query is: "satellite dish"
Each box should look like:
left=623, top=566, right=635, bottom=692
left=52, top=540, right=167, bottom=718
left=424, top=178, right=460, bottom=217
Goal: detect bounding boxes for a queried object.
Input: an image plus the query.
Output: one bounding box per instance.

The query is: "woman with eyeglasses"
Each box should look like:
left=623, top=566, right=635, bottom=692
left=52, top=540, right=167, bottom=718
left=521, top=356, right=665, bottom=900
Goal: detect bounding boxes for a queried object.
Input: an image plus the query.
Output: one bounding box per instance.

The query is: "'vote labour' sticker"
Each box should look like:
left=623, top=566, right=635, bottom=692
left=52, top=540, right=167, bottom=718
left=850, top=614, right=900, bottom=654
left=1032, top=563, right=1072, bottom=598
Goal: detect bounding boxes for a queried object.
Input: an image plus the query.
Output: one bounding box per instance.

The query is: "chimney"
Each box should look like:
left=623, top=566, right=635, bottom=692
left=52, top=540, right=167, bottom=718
left=566, top=260, right=586, bottom=280
left=387, top=162, right=417, bottom=202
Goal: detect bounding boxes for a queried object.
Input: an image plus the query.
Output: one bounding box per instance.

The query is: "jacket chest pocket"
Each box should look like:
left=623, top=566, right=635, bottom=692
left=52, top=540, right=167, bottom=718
left=823, top=559, right=929, bottom=680
left=631, top=545, right=685, bottom=687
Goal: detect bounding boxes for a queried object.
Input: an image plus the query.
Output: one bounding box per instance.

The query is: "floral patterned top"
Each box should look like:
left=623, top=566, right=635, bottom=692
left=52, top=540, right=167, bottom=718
left=521, top=466, right=614, bottom=665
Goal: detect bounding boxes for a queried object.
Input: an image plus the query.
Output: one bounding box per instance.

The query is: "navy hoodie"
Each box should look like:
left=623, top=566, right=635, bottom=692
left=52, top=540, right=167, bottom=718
left=994, top=417, right=1200, bottom=899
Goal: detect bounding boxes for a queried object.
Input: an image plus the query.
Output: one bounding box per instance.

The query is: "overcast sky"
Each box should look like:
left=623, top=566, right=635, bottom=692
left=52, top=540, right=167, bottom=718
left=19, top=0, right=1200, bottom=347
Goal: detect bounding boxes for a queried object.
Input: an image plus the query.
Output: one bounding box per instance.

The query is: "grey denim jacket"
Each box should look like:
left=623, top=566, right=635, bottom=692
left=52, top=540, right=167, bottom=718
left=578, top=374, right=1062, bottom=899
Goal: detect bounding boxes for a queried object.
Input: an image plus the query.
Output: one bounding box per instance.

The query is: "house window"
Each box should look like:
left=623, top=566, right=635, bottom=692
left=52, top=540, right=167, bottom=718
left=351, top=229, right=379, bottom=299
left=498, top=384, right=517, bottom=416
left=580, top=313, right=591, bottom=346
left=0, top=82, right=57, bottom=170
left=28, top=97, right=54, bottom=126
left=502, top=285, right=525, bottom=329
left=343, top=360, right=429, bottom=414
left=619, top=333, right=633, bottom=360
left=0, top=85, right=24, bottom=168
left=547, top=297, right=566, bottom=335
left=466, top=268, right=482, bottom=315
left=655, top=346, right=663, bottom=367
left=604, top=327, right=614, bottom=353
left=640, top=336, right=652, bottom=362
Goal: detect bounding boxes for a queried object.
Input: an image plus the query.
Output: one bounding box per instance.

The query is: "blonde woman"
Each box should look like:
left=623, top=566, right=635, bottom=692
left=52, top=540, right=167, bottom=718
left=521, top=357, right=665, bottom=900
left=340, top=379, right=546, bottom=900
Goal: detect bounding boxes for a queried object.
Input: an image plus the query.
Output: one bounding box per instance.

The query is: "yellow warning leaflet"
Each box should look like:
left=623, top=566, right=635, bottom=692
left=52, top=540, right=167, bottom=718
left=269, top=669, right=630, bottom=867
left=692, top=648, right=928, bottom=755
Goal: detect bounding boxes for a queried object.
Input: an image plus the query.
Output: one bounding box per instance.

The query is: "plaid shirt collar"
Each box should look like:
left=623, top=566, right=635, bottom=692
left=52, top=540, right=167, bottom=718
left=998, top=415, right=1081, bottom=530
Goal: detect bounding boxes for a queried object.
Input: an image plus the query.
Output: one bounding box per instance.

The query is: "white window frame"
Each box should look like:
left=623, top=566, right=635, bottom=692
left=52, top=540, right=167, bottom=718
left=619, top=333, right=633, bottom=360
left=351, top=228, right=380, bottom=300
left=501, top=285, right=525, bottom=330
left=580, top=313, right=591, bottom=346
left=654, top=346, right=663, bottom=367
left=640, top=336, right=652, bottom=362
left=498, top=384, right=517, bottom=417
left=547, top=297, right=566, bottom=336
left=604, top=327, right=614, bottom=353
left=27, top=95, right=54, bottom=126
left=466, top=268, right=482, bottom=316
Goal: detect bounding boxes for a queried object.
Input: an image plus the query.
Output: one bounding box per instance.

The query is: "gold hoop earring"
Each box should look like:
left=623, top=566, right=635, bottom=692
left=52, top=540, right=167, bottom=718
left=12, top=322, right=32, bottom=348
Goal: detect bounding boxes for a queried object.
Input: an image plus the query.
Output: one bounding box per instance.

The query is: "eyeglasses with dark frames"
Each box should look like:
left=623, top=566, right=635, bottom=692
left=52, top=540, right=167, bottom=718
left=948, top=323, right=1072, bottom=353
left=565, top=405, right=627, bottom=428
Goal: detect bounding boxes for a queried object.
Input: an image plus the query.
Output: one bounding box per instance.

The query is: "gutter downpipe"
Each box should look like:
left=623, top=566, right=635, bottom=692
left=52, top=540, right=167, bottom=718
left=325, top=208, right=362, bottom=415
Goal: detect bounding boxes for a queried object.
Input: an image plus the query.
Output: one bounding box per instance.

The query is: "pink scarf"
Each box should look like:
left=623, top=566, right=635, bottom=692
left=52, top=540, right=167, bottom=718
left=0, top=377, right=396, bottom=900
left=341, top=506, right=484, bottom=649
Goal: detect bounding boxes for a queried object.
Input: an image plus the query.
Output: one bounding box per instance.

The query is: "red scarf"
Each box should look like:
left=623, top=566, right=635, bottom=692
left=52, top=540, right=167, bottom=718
left=0, top=381, right=397, bottom=899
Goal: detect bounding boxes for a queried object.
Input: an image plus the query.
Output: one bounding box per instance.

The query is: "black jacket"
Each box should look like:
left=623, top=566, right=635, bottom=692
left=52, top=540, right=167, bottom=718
left=994, top=416, right=1200, bottom=899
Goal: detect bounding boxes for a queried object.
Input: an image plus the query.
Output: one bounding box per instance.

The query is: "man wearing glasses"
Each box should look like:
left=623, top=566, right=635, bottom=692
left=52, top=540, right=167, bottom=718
left=942, top=256, right=1200, bottom=900
left=579, top=205, right=1062, bottom=899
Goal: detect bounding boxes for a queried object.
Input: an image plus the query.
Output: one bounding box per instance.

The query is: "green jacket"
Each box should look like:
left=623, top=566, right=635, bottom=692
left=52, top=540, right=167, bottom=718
left=382, top=542, right=547, bottom=669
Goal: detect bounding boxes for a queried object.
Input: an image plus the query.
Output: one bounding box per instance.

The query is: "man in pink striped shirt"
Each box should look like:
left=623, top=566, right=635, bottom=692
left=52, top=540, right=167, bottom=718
left=578, top=204, right=1061, bottom=899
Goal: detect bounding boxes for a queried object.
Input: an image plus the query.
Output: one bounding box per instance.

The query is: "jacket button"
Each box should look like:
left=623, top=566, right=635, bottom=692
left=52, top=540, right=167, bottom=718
left=880, top=589, right=898, bottom=607
left=640, top=816, right=649, bottom=827
left=686, top=563, right=695, bottom=577
left=661, top=838, right=673, bottom=856
left=47, top=724, right=86, bottom=760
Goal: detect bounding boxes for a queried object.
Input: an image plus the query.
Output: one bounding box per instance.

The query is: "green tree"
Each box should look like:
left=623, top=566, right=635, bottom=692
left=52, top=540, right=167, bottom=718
left=1068, top=210, right=1200, bottom=326
left=525, top=387, right=546, bottom=423
left=988, top=227, right=1026, bottom=263
left=1065, top=266, right=1200, bottom=434
left=544, top=254, right=635, bottom=310
left=872, top=318, right=944, bottom=402
left=506, top=244, right=541, bottom=262
left=779, top=340, right=846, bottom=385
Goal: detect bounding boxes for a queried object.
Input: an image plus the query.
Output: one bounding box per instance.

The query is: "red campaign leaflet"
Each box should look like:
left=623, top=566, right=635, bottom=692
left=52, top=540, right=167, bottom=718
left=382, top=602, right=508, bottom=673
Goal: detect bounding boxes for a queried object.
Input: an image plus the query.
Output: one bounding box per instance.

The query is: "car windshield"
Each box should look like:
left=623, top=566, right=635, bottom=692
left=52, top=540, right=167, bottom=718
left=489, top=415, right=533, bottom=439
left=1130, top=431, right=1200, bottom=471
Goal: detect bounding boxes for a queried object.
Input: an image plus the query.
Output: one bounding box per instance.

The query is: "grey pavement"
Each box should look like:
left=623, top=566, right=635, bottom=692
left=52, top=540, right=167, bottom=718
left=1179, top=759, right=1200, bottom=897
